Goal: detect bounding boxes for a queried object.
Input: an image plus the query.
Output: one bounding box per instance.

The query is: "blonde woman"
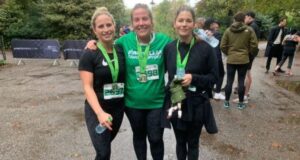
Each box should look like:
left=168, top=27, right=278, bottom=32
left=79, top=7, right=125, bottom=160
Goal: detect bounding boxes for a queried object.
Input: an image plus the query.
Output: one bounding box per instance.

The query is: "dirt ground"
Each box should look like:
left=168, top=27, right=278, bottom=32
left=0, top=42, right=299, bottom=160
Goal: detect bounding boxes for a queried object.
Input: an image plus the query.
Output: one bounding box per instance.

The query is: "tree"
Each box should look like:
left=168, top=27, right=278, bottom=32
left=40, top=0, right=125, bottom=40
left=152, top=0, right=185, bottom=39
left=0, top=0, right=126, bottom=47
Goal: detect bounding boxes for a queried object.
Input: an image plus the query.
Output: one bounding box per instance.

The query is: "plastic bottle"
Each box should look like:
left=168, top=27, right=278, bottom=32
left=194, top=29, right=219, bottom=48
left=95, top=123, right=107, bottom=134
left=95, top=117, right=113, bottom=134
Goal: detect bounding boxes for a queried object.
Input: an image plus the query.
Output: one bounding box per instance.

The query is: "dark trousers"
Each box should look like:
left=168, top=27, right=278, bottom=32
left=85, top=103, right=124, bottom=160
left=225, top=64, right=248, bottom=102
left=125, top=107, right=164, bottom=160
left=278, top=54, right=294, bottom=69
left=172, top=122, right=203, bottom=160
left=266, top=44, right=283, bottom=70
left=215, top=60, right=225, bottom=93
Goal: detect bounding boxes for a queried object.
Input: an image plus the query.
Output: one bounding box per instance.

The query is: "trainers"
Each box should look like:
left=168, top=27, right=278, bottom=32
left=232, top=96, right=248, bottom=104
left=237, top=102, right=246, bottom=110
left=213, top=93, right=225, bottom=100
left=277, top=68, right=285, bottom=73
left=272, top=71, right=279, bottom=76
left=224, top=101, right=230, bottom=109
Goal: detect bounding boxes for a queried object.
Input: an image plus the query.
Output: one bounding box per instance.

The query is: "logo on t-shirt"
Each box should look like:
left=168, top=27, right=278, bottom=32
left=128, top=50, right=162, bottom=59
left=102, top=59, right=108, bottom=66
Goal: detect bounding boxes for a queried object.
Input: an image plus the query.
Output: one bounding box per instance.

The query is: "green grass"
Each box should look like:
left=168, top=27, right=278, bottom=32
left=0, top=59, right=6, bottom=65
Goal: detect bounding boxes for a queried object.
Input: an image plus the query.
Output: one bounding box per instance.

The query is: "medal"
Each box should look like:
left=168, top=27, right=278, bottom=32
left=136, top=35, right=151, bottom=83
left=176, top=38, right=195, bottom=80
left=112, top=83, right=118, bottom=91
left=139, top=73, right=147, bottom=83
left=176, top=68, right=185, bottom=80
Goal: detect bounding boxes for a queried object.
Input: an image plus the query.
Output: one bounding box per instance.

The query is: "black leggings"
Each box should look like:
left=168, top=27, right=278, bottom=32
left=125, top=107, right=164, bottom=160
left=225, top=64, right=248, bottom=102
left=172, top=122, right=203, bottom=160
left=277, top=54, right=294, bottom=69
left=85, top=103, right=124, bottom=160
left=215, top=60, right=225, bottom=93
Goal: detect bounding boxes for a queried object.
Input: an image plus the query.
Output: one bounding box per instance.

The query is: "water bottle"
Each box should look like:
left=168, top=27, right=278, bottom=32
left=95, top=116, right=113, bottom=134
left=194, top=29, right=219, bottom=48
left=95, top=123, right=107, bottom=134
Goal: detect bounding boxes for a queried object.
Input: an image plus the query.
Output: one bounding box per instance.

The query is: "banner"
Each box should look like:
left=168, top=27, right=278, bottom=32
left=11, top=39, right=60, bottom=59
left=62, top=40, right=87, bottom=59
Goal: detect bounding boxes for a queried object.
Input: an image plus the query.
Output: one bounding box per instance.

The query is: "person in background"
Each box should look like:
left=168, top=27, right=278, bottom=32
left=204, top=18, right=225, bottom=100
left=273, top=29, right=299, bottom=76
left=195, top=17, right=205, bottom=29
left=163, top=5, right=218, bottom=160
left=221, top=12, right=258, bottom=109
left=233, top=11, right=260, bottom=103
left=265, top=17, right=287, bottom=73
left=79, top=7, right=125, bottom=160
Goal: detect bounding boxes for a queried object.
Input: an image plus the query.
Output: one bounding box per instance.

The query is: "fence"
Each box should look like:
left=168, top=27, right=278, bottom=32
left=11, top=39, right=86, bottom=66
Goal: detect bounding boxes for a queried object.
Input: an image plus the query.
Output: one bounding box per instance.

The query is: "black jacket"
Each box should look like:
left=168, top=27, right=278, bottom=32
left=249, top=21, right=260, bottom=39
left=162, top=39, right=218, bottom=133
left=264, top=26, right=286, bottom=57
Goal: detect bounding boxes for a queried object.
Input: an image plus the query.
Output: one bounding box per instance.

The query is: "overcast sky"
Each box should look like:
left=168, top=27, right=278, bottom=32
left=123, top=0, right=199, bottom=9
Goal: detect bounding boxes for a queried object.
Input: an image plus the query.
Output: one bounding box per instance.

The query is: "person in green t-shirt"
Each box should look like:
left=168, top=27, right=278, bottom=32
left=116, top=4, right=171, bottom=160
left=86, top=3, right=172, bottom=160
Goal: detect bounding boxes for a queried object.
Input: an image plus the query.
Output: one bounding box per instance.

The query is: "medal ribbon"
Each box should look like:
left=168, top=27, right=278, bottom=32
left=176, top=38, right=195, bottom=69
left=136, top=37, right=151, bottom=74
left=97, top=42, right=119, bottom=82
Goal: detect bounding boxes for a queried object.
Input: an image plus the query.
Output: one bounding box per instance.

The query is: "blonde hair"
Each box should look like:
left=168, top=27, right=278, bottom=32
left=91, top=7, right=115, bottom=29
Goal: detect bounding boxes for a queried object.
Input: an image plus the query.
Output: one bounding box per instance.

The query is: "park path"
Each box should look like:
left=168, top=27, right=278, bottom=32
left=0, top=42, right=299, bottom=159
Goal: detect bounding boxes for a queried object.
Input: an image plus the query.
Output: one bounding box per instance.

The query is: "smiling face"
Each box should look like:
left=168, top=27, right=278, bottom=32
left=174, top=11, right=195, bottom=40
left=93, top=14, right=115, bottom=44
left=131, top=7, right=153, bottom=42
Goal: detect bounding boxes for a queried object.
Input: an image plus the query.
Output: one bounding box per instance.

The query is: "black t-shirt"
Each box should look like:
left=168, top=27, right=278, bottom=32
left=78, top=45, right=125, bottom=106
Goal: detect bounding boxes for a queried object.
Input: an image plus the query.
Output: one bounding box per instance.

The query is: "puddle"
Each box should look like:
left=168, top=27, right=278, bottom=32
left=278, top=114, right=300, bottom=125
left=28, top=73, right=53, bottom=78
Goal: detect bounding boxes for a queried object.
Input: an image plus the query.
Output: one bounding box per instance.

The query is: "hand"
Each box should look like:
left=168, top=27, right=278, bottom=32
left=97, top=112, right=113, bottom=131
left=205, top=30, right=213, bottom=37
left=85, top=40, right=97, bottom=50
left=181, top=74, right=192, bottom=87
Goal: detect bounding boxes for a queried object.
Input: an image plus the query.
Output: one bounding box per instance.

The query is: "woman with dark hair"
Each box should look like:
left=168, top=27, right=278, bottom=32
left=163, top=5, right=218, bottom=160
left=221, top=12, right=258, bottom=109
left=204, top=18, right=225, bottom=100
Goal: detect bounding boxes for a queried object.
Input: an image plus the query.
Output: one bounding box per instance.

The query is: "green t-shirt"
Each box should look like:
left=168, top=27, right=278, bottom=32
left=116, top=32, right=172, bottom=109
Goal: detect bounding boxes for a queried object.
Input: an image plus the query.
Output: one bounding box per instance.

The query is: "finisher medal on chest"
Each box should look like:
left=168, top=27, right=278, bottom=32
left=112, top=83, right=118, bottom=91
left=176, top=68, right=185, bottom=80
left=139, top=73, right=147, bottom=83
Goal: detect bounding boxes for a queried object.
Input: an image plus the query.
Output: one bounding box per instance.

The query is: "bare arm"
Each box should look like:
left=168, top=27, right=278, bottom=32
left=79, top=71, right=112, bottom=130
left=85, top=40, right=97, bottom=50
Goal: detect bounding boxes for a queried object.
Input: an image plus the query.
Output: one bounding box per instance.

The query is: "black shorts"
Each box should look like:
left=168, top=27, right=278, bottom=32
left=247, top=56, right=255, bottom=70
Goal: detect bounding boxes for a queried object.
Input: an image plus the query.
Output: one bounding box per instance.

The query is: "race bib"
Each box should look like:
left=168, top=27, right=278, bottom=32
left=103, top=83, right=124, bottom=99
left=135, top=64, right=159, bottom=81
